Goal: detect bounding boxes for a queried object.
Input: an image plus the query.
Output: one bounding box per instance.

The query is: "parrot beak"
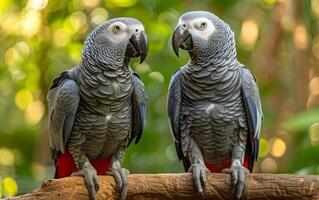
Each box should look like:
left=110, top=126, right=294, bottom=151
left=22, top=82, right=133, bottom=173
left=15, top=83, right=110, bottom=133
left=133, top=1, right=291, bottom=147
left=125, top=31, right=148, bottom=64
left=172, top=26, right=193, bottom=57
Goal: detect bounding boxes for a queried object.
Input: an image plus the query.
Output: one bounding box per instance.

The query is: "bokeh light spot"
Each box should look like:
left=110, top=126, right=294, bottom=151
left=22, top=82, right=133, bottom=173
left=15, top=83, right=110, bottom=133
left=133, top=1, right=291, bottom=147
left=309, top=122, right=319, bottom=145
left=3, top=177, right=18, bottom=197
left=10, top=68, right=26, bottom=81
left=4, top=47, right=21, bottom=67
left=21, top=11, right=42, bottom=37
left=53, top=28, right=71, bottom=47
left=0, top=148, right=15, bottom=166
left=14, top=41, right=30, bottom=58
left=25, top=100, right=45, bottom=125
left=277, top=130, right=292, bottom=144
left=271, top=138, right=286, bottom=158
left=149, top=71, right=164, bottom=83
left=90, top=7, right=109, bottom=25
left=1, top=14, right=18, bottom=35
left=27, top=0, right=48, bottom=10
left=312, top=0, right=319, bottom=17
left=239, top=19, right=259, bottom=50
left=258, top=137, right=270, bottom=157
left=106, top=0, right=137, bottom=8
left=4, top=42, right=30, bottom=67
left=260, top=157, right=277, bottom=173
left=134, top=62, right=151, bottom=74
left=0, top=0, right=13, bottom=14
left=309, top=77, right=319, bottom=95
left=70, top=11, right=87, bottom=32
left=83, top=0, right=100, bottom=8
left=294, top=25, right=308, bottom=49
left=264, top=0, right=277, bottom=4
left=15, top=89, right=33, bottom=110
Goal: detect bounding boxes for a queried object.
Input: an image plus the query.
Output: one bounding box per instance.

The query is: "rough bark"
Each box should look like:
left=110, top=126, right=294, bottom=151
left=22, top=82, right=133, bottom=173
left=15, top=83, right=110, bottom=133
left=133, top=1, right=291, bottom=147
left=6, top=173, right=319, bottom=200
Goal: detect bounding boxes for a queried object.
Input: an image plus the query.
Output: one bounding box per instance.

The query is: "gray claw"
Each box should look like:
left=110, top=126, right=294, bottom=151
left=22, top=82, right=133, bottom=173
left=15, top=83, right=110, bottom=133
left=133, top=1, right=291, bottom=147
left=106, top=166, right=129, bottom=200
left=222, top=166, right=249, bottom=200
left=71, top=163, right=99, bottom=200
left=188, top=163, right=209, bottom=193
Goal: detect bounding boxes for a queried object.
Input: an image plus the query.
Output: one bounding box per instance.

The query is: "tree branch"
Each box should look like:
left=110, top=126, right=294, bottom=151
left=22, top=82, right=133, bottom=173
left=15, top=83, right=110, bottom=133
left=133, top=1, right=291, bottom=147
left=7, top=173, right=319, bottom=200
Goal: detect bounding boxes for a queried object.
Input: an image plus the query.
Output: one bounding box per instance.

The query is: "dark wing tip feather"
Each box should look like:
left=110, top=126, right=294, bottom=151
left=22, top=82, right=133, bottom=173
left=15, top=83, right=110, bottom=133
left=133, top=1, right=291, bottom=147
left=132, top=72, right=141, bottom=79
left=134, top=102, right=146, bottom=144
left=241, top=67, right=263, bottom=172
left=247, top=97, right=257, bottom=131
left=167, top=68, right=191, bottom=170
left=49, top=71, right=69, bottom=90
left=130, top=73, right=147, bottom=146
left=48, top=72, right=79, bottom=160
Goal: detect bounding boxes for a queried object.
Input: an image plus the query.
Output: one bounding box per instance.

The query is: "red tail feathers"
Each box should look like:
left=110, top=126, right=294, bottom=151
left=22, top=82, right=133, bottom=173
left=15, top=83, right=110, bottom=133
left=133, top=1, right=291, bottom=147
left=55, top=149, right=112, bottom=178
left=204, top=154, right=250, bottom=173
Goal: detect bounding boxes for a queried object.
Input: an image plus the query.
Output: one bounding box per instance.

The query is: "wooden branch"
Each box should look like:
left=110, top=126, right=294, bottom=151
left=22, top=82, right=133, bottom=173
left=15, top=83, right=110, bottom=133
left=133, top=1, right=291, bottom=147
left=7, top=173, right=319, bottom=200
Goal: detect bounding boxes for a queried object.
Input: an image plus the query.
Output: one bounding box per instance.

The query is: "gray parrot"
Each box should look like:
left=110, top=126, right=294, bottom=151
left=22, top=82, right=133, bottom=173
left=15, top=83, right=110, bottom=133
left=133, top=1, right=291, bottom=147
left=167, top=11, right=262, bottom=199
left=47, top=17, right=148, bottom=200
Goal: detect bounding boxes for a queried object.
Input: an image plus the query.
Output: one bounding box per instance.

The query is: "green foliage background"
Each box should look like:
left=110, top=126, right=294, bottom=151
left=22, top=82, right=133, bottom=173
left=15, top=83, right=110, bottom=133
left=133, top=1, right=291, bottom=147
left=0, top=0, right=319, bottom=196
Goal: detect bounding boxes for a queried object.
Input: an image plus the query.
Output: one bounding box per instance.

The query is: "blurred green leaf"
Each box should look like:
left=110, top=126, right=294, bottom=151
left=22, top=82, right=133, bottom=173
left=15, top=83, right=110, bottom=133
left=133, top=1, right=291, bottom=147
left=282, top=109, right=319, bottom=132
left=288, top=146, right=319, bottom=173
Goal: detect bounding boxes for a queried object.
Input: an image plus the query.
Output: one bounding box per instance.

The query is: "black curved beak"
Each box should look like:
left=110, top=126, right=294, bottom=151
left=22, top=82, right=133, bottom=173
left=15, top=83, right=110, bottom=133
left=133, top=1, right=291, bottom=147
left=172, top=26, right=193, bottom=57
left=125, top=31, right=148, bottom=64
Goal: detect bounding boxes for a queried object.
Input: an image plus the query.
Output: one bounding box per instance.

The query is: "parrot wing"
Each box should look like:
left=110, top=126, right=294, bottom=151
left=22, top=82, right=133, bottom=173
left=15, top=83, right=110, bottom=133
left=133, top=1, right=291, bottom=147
left=47, top=71, right=80, bottom=159
left=167, top=68, right=190, bottom=170
left=241, top=66, right=263, bottom=171
left=129, top=73, right=147, bottom=145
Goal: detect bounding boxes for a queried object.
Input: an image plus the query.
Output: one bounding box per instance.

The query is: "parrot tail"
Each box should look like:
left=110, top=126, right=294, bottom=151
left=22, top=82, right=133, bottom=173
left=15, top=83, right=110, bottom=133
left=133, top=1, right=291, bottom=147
left=54, top=149, right=112, bottom=178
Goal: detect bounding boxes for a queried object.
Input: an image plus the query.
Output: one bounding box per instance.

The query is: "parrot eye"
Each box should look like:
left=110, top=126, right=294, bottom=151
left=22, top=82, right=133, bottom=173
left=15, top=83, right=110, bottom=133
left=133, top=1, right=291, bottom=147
left=200, top=22, right=207, bottom=29
left=113, top=25, right=121, bottom=33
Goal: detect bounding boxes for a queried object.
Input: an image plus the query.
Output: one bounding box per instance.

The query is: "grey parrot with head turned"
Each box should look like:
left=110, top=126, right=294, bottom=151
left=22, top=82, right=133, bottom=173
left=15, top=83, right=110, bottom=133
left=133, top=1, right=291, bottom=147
left=48, top=17, right=148, bottom=200
left=168, top=11, right=263, bottom=199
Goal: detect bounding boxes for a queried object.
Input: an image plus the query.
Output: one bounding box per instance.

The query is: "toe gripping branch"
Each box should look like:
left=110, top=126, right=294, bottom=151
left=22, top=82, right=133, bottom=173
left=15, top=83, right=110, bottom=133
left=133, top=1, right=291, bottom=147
left=71, top=161, right=100, bottom=200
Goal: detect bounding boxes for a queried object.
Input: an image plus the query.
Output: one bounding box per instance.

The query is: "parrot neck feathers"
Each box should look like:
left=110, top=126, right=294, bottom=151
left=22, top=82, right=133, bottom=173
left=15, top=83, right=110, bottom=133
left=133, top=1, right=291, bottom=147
left=81, top=48, right=128, bottom=71
left=82, top=31, right=128, bottom=71
left=189, top=30, right=237, bottom=67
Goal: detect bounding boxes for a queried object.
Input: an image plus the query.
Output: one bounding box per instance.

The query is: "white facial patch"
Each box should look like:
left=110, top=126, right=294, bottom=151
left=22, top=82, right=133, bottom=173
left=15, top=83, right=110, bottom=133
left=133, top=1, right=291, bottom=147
left=106, top=21, right=129, bottom=43
left=106, top=22, right=144, bottom=43
left=179, top=17, right=216, bottom=40
left=128, top=24, right=144, bottom=34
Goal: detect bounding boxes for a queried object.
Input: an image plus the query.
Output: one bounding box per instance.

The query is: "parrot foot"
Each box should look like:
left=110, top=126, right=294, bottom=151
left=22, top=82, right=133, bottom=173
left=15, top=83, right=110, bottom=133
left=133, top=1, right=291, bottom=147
left=188, top=162, right=209, bottom=194
left=106, top=161, right=130, bottom=200
left=222, top=165, right=249, bottom=200
left=71, top=162, right=99, bottom=200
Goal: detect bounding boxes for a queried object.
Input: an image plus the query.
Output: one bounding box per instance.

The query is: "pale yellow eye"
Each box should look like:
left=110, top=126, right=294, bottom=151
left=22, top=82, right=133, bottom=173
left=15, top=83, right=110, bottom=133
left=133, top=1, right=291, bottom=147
left=113, top=25, right=121, bottom=33
left=200, top=22, right=207, bottom=28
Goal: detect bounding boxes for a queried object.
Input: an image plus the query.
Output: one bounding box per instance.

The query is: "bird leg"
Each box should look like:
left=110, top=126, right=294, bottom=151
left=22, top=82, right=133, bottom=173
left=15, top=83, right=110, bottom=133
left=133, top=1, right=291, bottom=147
left=71, top=153, right=99, bottom=200
left=222, top=145, right=249, bottom=199
left=187, top=139, right=209, bottom=194
left=106, top=145, right=129, bottom=200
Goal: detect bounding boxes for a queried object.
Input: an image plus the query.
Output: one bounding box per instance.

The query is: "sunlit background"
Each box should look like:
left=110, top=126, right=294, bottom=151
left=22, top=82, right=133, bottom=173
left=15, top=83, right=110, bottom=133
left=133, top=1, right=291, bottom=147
left=0, top=0, right=318, bottom=197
